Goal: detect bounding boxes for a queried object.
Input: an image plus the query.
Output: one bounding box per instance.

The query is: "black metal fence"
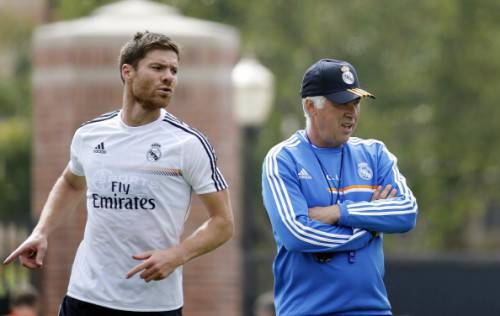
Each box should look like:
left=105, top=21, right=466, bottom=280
left=386, top=254, right=500, bottom=316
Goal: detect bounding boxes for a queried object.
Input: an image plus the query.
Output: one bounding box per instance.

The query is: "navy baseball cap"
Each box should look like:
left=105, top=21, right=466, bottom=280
left=300, top=58, right=375, bottom=104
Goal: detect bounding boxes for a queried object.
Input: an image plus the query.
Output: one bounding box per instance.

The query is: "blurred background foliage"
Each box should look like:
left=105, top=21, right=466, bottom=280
left=1, top=0, right=500, bottom=252
left=0, top=10, right=33, bottom=224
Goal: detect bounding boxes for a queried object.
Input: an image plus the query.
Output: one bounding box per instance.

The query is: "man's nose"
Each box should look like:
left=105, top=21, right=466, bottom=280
left=161, top=70, right=175, bottom=83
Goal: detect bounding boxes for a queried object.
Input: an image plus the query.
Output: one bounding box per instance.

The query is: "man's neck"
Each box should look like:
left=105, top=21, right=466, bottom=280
left=121, top=102, right=161, bottom=127
left=305, top=128, right=343, bottom=148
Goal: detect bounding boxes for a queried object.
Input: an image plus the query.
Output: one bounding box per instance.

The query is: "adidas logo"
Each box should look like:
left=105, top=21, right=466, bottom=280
left=93, top=142, right=106, bottom=154
left=298, top=168, right=312, bottom=179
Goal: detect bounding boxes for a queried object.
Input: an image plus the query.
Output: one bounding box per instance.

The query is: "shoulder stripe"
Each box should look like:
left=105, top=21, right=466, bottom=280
left=162, top=115, right=227, bottom=191
left=80, top=110, right=120, bottom=127
left=267, top=135, right=300, bottom=153
left=348, top=137, right=383, bottom=146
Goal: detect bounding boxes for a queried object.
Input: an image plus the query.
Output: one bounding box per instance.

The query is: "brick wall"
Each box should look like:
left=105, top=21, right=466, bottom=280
left=33, top=34, right=241, bottom=315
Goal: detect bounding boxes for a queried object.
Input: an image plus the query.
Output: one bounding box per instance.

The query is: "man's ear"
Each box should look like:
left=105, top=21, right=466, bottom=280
left=305, top=99, right=316, bottom=117
left=121, top=64, right=134, bottom=81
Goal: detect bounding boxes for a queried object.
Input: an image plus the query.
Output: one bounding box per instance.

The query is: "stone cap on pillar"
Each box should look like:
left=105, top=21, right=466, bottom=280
left=33, top=0, right=238, bottom=49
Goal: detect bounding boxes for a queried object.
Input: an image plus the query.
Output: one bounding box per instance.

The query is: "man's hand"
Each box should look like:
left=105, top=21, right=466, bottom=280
left=371, top=184, right=397, bottom=201
left=3, top=167, right=86, bottom=270
left=126, top=247, right=185, bottom=283
left=3, top=232, right=48, bottom=269
left=308, top=205, right=340, bottom=225
left=126, top=190, right=233, bottom=283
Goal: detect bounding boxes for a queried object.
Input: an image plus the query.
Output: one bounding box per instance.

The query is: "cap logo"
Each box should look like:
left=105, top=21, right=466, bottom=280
left=342, top=71, right=355, bottom=85
left=340, top=65, right=355, bottom=84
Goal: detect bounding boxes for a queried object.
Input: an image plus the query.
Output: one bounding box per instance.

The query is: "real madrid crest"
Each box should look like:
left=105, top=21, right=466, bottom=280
left=341, top=64, right=355, bottom=85
left=146, top=143, right=162, bottom=162
left=357, top=162, right=373, bottom=180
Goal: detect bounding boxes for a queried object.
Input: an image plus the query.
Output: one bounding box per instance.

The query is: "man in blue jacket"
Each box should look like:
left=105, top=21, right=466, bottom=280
left=262, top=59, right=418, bottom=316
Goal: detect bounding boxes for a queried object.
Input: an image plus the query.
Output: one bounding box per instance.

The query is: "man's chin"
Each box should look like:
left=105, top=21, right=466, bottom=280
left=141, top=101, right=170, bottom=111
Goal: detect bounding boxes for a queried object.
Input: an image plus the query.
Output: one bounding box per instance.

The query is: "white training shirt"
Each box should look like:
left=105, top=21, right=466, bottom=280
left=66, top=108, right=228, bottom=311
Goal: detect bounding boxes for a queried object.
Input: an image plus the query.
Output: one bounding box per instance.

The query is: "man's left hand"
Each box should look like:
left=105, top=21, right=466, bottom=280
left=126, top=247, right=185, bottom=282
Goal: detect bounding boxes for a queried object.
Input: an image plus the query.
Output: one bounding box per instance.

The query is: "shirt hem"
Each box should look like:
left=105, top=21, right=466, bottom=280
left=66, top=292, right=183, bottom=312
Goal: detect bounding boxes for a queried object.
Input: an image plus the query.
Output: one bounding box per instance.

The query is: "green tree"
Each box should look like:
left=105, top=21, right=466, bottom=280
left=0, top=119, right=31, bottom=222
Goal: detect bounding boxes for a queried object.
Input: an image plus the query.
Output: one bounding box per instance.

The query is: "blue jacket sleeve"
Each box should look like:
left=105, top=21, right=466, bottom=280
left=262, top=144, right=372, bottom=253
left=338, top=142, right=418, bottom=233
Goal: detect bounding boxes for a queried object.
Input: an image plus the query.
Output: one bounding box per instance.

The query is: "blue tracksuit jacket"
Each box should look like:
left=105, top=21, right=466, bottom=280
left=262, top=131, right=418, bottom=316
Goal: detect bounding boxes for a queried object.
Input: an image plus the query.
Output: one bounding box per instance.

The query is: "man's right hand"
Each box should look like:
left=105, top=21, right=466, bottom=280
left=3, top=232, right=48, bottom=269
left=3, top=167, right=85, bottom=269
left=308, top=205, right=340, bottom=225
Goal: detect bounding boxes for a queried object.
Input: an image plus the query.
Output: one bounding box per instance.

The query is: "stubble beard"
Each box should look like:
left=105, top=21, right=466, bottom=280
left=142, top=99, right=168, bottom=111
left=135, top=92, right=170, bottom=111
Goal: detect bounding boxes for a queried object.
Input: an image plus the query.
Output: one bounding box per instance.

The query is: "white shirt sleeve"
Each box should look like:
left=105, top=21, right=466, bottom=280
left=68, top=130, right=85, bottom=176
left=183, top=136, right=228, bottom=194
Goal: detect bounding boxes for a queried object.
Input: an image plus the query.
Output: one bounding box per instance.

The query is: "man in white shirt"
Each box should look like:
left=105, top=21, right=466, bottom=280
left=3, top=31, right=234, bottom=316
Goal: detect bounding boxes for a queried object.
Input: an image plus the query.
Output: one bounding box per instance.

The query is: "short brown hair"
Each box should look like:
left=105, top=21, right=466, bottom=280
left=119, top=31, right=180, bottom=82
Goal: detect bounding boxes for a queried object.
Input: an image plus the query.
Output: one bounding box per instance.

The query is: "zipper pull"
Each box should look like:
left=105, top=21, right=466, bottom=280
left=348, top=251, right=356, bottom=264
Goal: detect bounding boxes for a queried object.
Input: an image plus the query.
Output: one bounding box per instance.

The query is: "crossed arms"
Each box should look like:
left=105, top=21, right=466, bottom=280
left=262, top=143, right=417, bottom=253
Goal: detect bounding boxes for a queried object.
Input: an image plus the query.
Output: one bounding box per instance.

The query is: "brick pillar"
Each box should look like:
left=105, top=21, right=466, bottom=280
left=0, top=0, right=48, bottom=23
left=32, top=1, right=241, bottom=315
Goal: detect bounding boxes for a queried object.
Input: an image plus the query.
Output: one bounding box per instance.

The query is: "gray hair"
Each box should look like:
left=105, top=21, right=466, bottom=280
left=302, top=96, right=326, bottom=128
